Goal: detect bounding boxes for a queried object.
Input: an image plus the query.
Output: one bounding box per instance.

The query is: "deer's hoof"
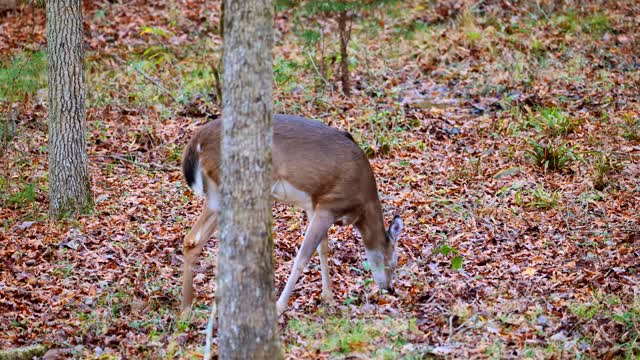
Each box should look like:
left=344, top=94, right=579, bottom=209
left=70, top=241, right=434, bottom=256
left=321, top=290, right=335, bottom=304
left=276, top=302, right=286, bottom=317
left=180, top=307, right=192, bottom=321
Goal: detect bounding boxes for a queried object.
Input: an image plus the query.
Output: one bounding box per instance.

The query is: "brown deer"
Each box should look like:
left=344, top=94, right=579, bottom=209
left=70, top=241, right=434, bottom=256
left=180, top=114, right=402, bottom=318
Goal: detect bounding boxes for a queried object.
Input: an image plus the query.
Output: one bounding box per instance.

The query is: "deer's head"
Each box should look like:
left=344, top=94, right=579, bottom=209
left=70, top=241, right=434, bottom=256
left=365, top=216, right=402, bottom=293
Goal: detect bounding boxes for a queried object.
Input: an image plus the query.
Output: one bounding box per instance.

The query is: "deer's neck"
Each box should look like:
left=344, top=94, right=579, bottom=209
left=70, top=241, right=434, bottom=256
left=356, top=198, right=386, bottom=250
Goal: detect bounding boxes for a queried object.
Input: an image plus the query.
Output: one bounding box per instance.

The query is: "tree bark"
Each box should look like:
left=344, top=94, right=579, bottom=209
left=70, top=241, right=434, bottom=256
left=337, top=9, right=351, bottom=97
left=46, top=0, right=93, bottom=219
left=216, top=0, right=282, bottom=358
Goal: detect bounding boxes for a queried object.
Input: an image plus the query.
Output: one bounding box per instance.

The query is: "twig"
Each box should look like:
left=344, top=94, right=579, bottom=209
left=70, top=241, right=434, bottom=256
left=111, top=54, right=179, bottom=104
left=306, top=50, right=332, bottom=92
left=130, top=65, right=180, bottom=104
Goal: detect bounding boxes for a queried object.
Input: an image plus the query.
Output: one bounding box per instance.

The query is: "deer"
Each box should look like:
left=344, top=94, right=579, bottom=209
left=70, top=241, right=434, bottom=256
left=180, top=114, right=403, bottom=319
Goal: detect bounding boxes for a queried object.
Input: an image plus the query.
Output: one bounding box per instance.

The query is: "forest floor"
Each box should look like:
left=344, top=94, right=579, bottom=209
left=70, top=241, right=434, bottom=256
left=1, top=0, right=639, bottom=358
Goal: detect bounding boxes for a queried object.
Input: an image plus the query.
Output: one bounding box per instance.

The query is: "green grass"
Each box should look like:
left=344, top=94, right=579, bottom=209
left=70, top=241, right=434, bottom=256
left=286, top=315, right=421, bottom=357
left=87, top=36, right=224, bottom=109
left=566, top=294, right=640, bottom=358
left=526, top=139, right=573, bottom=171
left=359, top=110, right=406, bottom=158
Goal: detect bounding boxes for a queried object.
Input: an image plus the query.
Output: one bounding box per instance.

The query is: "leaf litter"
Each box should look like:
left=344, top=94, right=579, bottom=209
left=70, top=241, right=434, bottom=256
left=1, top=0, right=639, bottom=358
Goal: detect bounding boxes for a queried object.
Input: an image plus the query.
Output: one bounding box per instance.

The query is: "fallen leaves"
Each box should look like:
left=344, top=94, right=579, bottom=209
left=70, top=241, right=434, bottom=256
left=1, top=0, right=640, bottom=358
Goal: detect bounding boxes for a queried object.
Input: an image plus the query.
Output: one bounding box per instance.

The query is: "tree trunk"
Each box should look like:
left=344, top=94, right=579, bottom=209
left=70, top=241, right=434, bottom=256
left=338, top=9, right=351, bottom=97
left=216, top=0, right=282, bottom=358
left=0, top=0, right=16, bottom=12
left=46, top=0, right=93, bottom=219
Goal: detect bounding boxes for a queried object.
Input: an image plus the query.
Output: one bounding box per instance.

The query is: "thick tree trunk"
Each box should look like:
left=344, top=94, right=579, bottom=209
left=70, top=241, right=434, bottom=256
left=216, top=0, right=282, bottom=359
left=338, top=10, right=351, bottom=97
left=46, top=0, right=93, bottom=219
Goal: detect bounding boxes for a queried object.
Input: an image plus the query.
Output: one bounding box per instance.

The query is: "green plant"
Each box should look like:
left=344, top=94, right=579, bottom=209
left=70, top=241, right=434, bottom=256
left=570, top=302, right=601, bottom=320
left=621, top=112, right=640, bottom=141
left=530, top=39, right=545, bottom=57
left=583, top=12, right=612, bottom=35
left=612, top=299, right=640, bottom=357
left=485, top=340, right=504, bottom=359
left=6, top=183, right=37, bottom=208
left=591, top=153, right=617, bottom=191
left=0, top=50, right=47, bottom=102
left=526, top=139, right=573, bottom=171
left=274, top=57, right=300, bottom=88
left=166, top=143, right=182, bottom=164
left=526, top=107, right=579, bottom=137
left=554, top=11, right=578, bottom=34
left=527, top=187, right=562, bottom=209
left=359, top=111, right=404, bottom=157
left=393, top=19, right=430, bottom=40
left=277, top=0, right=398, bottom=97
left=139, top=26, right=176, bottom=65
left=466, top=31, right=482, bottom=45
left=433, top=243, right=463, bottom=270
left=362, top=133, right=398, bottom=158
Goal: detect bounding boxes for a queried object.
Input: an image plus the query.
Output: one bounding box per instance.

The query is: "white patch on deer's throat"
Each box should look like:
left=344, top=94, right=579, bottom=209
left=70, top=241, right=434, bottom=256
left=196, top=143, right=201, bottom=153
left=205, top=179, right=221, bottom=211
left=271, top=180, right=312, bottom=210
left=364, top=248, right=388, bottom=288
left=195, top=231, right=202, bottom=243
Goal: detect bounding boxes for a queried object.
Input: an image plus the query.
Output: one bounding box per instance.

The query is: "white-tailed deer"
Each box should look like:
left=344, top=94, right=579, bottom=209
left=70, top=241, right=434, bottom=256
left=181, top=114, right=402, bottom=318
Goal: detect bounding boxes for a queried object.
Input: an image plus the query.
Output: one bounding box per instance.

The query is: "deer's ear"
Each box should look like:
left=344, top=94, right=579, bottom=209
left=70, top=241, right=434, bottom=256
left=387, top=216, right=403, bottom=242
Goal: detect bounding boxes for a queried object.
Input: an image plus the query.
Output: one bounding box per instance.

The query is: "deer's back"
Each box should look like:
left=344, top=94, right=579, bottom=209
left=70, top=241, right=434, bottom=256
left=184, top=114, right=378, bottom=212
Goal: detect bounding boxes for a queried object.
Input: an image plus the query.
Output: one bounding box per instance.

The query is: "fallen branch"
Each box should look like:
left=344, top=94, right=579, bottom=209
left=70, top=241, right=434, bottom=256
left=91, top=154, right=179, bottom=172
left=0, top=345, right=48, bottom=360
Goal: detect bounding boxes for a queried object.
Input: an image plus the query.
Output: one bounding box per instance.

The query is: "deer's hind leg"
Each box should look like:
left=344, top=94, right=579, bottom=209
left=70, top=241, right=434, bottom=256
left=181, top=201, right=218, bottom=320
left=307, top=210, right=333, bottom=303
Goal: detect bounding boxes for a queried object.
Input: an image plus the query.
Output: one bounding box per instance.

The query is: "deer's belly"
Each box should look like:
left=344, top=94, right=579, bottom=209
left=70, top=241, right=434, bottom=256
left=271, top=180, right=312, bottom=211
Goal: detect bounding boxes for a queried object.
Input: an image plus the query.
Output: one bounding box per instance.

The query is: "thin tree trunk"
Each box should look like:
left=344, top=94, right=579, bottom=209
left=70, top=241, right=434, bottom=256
left=216, top=0, right=282, bottom=358
left=0, top=0, right=16, bottom=12
left=338, top=9, right=351, bottom=97
left=46, top=0, right=93, bottom=219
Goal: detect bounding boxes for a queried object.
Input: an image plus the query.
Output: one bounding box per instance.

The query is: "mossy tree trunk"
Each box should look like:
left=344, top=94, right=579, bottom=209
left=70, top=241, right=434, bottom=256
left=216, top=0, right=283, bottom=358
left=46, top=0, right=93, bottom=219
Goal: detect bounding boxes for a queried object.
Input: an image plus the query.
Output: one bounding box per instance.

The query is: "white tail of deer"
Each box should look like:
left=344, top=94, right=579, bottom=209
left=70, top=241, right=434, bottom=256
left=181, top=114, right=402, bottom=318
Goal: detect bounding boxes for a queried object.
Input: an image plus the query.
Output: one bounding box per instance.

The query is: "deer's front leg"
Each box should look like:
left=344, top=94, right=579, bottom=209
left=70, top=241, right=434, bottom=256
left=277, top=210, right=333, bottom=316
left=182, top=202, right=218, bottom=320
left=307, top=210, right=333, bottom=304
left=317, top=233, right=333, bottom=303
